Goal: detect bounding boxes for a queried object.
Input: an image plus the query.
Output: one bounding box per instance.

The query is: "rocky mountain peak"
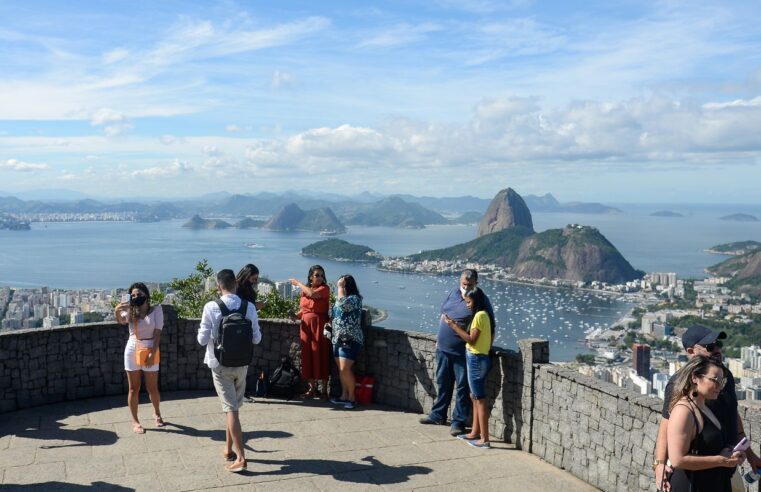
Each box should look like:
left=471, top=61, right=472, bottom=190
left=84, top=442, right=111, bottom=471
left=477, top=188, right=534, bottom=237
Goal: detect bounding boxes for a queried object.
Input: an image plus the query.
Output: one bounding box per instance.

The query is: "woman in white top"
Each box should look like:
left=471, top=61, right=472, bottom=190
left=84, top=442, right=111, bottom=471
left=114, top=282, right=164, bottom=434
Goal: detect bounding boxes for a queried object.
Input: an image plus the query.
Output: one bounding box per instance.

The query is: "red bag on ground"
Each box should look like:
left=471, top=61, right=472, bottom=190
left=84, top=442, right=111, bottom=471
left=355, top=375, right=375, bottom=405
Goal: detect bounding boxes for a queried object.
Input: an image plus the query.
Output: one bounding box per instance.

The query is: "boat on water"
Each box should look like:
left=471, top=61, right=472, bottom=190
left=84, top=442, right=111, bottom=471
left=319, top=230, right=340, bottom=236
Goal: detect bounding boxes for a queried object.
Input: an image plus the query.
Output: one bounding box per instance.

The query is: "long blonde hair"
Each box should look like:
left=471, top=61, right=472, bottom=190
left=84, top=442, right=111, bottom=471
left=668, top=355, right=726, bottom=413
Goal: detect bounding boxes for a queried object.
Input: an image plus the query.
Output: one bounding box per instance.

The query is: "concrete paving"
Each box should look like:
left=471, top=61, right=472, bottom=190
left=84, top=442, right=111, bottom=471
left=0, top=390, right=599, bottom=491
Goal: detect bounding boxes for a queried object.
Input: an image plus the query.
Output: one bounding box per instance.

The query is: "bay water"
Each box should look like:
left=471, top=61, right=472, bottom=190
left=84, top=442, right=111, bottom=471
left=1, top=205, right=759, bottom=361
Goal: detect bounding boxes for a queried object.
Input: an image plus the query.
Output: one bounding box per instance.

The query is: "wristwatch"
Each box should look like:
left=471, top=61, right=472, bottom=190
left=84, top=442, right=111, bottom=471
left=652, top=460, right=666, bottom=470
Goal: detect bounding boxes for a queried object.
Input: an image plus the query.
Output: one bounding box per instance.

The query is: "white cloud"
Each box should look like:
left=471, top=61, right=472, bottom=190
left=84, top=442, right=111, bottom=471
left=271, top=70, right=295, bottom=89
left=102, top=48, right=130, bottom=64
left=1, top=159, right=49, bottom=172
left=203, top=145, right=223, bottom=156
left=226, top=124, right=242, bottom=133
left=358, top=22, right=441, bottom=48
left=131, top=159, right=193, bottom=179
left=160, top=134, right=185, bottom=145
left=90, top=108, right=133, bottom=136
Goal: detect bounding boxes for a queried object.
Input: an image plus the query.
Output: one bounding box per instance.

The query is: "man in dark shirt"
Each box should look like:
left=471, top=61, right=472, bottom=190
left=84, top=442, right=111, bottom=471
left=654, top=324, right=760, bottom=490
left=419, top=269, right=495, bottom=436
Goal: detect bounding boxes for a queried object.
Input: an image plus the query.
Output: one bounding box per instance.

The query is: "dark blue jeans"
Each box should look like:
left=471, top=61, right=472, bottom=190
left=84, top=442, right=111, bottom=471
left=428, top=349, right=471, bottom=429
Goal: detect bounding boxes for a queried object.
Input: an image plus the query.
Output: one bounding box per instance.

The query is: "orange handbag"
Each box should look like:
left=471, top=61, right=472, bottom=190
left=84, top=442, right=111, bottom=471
left=133, top=320, right=160, bottom=366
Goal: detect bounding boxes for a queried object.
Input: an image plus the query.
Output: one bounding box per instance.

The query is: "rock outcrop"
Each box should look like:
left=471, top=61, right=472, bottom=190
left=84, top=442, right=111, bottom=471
left=265, top=203, right=345, bottom=233
left=478, top=188, right=534, bottom=237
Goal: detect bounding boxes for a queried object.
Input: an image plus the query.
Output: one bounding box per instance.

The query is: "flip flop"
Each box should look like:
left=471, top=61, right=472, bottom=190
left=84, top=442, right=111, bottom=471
left=132, top=423, right=145, bottom=434
left=154, top=416, right=165, bottom=427
left=225, top=460, right=247, bottom=473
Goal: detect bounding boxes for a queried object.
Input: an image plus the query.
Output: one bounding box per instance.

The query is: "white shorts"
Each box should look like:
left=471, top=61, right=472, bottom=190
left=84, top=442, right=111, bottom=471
left=212, top=365, right=248, bottom=412
left=124, top=338, right=159, bottom=372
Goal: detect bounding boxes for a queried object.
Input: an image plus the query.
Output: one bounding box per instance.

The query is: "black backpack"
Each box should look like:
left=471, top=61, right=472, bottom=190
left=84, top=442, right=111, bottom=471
left=268, top=357, right=300, bottom=399
left=214, top=299, right=254, bottom=367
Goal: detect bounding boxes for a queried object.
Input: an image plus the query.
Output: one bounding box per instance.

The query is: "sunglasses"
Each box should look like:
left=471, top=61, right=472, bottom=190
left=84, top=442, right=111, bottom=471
left=312, top=273, right=324, bottom=278
left=698, top=341, right=722, bottom=352
left=700, top=375, right=727, bottom=388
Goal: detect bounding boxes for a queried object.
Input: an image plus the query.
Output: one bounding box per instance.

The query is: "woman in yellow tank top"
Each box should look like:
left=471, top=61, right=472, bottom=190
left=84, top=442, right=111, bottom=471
left=442, top=287, right=494, bottom=449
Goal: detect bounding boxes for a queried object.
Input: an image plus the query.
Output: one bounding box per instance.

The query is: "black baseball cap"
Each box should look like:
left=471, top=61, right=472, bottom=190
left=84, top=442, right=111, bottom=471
left=682, top=324, right=727, bottom=349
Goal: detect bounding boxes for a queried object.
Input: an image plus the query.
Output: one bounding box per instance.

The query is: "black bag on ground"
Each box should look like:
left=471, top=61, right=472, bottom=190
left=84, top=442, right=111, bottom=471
left=214, top=299, right=253, bottom=367
left=268, top=357, right=300, bottom=399
left=245, top=368, right=268, bottom=398
left=255, top=369, right=269, bottom=397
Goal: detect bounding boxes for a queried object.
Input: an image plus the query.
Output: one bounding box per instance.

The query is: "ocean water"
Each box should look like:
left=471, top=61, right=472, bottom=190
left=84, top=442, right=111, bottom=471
left=1, top=205, right=759, bottom=360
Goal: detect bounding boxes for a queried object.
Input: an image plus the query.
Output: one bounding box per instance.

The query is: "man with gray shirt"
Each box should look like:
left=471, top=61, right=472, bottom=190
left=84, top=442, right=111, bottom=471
left=198, top=269, right=261, bottom=473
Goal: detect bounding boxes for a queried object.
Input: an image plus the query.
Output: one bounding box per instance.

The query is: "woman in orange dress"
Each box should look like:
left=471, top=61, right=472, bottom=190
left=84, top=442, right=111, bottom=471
left=290, top=265, right=331, bottom=399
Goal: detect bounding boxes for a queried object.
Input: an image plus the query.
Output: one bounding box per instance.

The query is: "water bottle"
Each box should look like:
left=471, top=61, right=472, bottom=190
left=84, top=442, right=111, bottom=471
left=744, top=467, right=761, bottom=484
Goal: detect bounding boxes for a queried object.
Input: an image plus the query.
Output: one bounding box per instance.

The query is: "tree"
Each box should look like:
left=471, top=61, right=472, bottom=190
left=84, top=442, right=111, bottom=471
left=258, top=289, right=300, bottom=319
left=169, top=259, right=217, bottom=318
left=576, top=353, right=596, bottom=365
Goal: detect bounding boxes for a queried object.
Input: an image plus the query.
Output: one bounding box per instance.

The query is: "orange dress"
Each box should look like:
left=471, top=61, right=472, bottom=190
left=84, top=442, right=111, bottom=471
left=297, top=284, right=331, bottom=380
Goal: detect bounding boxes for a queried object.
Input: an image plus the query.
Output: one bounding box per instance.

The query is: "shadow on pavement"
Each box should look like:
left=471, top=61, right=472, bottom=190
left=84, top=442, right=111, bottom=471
left=14, top=424, right=118, bottom=449
left=157, top=421, right=292, bottom=453
left=0, top=481, right=131, bottom=491
left=251, top=455, right=432, bottom=484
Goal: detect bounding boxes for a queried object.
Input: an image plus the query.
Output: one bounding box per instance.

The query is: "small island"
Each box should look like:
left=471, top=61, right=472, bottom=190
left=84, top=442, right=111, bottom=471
left=720, top=213, right=759, bottom=222
left=236, top=217, right=266, bottom=229
left=706, top=241, right=761, bottom=256
left=182, top=214, right=232, bottom=229
left=651, top=210, right=684, bottom=218
left=301, top=239, right=382, bottom=263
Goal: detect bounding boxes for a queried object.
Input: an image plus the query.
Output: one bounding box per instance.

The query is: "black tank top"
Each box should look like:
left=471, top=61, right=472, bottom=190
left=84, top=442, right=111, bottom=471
left=669, top=404, right=730, bottom=492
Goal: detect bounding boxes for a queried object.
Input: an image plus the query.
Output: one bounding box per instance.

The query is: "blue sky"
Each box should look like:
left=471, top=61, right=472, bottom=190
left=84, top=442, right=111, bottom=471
left=1, top=0, right=760, bottom=202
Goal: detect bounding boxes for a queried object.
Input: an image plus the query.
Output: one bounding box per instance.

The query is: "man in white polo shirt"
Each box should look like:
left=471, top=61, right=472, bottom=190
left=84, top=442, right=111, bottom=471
left=198, top=269, right=261, bottom=473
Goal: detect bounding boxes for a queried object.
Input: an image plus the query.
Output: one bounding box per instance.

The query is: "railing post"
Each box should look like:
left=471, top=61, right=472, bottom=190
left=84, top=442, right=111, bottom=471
left=517, top=338, right=549, bottom=453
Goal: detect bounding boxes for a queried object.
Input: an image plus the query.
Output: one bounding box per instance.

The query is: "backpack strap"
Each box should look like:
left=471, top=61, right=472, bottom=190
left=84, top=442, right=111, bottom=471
left=215, top=299, right=232, bottom=317
left=237, top=299, right=248, bottom=316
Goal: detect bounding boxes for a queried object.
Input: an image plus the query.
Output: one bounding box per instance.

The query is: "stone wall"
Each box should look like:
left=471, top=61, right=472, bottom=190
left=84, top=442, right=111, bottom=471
left=529, top=364, right=761, bottom=492
left=2, top=308, right=761, bottom=492
left=0, top=306, right=302, bottom=412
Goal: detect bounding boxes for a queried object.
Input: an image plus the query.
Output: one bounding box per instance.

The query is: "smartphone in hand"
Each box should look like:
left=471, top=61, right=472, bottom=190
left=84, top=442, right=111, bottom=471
left=733, top=437, right=750, bottom=453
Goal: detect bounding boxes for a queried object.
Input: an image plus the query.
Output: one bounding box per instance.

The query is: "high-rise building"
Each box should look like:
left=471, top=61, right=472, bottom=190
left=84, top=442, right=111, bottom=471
left=275, top=281, right=294, bottom=299
left=70, top=311, right=84, bottom=325
left=632, top=343, right=651, bottom=378
left=258, top=283, right=273, bottom=296
left=43, top=316, right=59, bottom=329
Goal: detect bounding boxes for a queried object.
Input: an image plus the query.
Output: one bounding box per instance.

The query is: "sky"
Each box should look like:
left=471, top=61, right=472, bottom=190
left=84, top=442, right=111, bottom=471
left=1, top=0, right=761, bottom=203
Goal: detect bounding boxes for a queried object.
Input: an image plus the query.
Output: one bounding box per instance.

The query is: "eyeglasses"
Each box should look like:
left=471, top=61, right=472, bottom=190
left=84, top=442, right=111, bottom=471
left=700, top=375, right=727, bottom=388
left=699, top=341, right=723, bottom=352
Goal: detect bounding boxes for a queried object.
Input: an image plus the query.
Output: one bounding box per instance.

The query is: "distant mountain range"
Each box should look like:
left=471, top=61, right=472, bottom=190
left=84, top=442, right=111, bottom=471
left=0, top=190, right=622, bottom=218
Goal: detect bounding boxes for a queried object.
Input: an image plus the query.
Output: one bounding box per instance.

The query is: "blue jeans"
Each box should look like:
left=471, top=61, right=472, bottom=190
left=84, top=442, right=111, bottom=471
left=428, top=349, right=470, bottom=429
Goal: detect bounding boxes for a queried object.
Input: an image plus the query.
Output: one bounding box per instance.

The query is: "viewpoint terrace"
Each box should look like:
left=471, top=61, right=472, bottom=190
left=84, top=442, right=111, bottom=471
left=1, top=306, right=760, bottom=491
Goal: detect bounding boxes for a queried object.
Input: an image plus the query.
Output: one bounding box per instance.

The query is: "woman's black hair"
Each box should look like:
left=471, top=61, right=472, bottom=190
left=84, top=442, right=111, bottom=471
left=464, top=287, right=495, bottom=334
left=236, top=264, right=259, bottom=303
left=340, top=274, right=362, bottom=299
left=307, top=265, right=325, bottom=287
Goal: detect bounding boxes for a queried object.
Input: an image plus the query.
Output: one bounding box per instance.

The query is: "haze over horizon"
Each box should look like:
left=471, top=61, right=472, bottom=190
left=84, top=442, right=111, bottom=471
left=2, top=1, right=761, bottom=203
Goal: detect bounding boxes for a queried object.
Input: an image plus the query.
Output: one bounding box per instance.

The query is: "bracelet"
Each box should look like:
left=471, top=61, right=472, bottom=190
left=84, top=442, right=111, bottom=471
left=652, top=460, right=666, bottom=470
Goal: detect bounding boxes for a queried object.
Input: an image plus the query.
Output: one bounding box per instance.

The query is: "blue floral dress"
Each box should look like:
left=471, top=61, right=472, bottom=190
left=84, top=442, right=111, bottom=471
left=331, top=295, right=363, bottom=345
